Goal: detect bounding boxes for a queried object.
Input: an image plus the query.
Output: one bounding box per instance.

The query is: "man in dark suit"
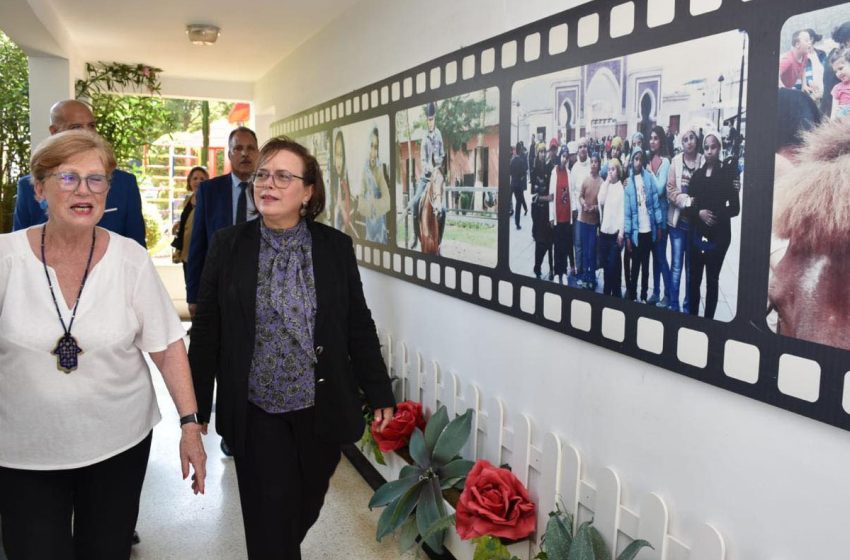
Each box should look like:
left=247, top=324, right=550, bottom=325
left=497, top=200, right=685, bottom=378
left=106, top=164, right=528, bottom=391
left=186, top=127, right=259, bottom=315
left=185, top=126, right=259, bottom=457
left=13, top=100, right=146, bottom=247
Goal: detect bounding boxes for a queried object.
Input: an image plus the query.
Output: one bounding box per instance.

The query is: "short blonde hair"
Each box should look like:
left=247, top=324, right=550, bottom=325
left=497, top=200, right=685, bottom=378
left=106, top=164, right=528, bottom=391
left=30, top=130, right=117, bottom=184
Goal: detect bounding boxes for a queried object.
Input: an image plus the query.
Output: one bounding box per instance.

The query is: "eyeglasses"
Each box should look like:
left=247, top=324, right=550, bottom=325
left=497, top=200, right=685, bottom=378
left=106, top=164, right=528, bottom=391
left=46, top=172, right=110, bottom=194
left=252, top=170, right=304, bottom=189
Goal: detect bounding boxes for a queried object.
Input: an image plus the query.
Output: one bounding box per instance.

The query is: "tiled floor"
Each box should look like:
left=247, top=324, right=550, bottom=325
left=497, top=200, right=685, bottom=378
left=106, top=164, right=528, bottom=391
left=130, top=347, right=414, bottom=559
left=0, top=344, right=411, bottom=560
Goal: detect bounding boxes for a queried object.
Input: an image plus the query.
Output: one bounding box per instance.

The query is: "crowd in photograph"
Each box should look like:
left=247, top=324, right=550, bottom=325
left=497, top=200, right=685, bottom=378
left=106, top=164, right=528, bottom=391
left=779, top=22, right=850, bottom=119
left=510, top=122, right=740, bottom=319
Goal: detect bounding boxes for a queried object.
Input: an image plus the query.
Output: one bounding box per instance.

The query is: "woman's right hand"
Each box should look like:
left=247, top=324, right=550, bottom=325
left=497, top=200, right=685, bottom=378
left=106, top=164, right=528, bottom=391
left=180, top=424, right=207, bottom=495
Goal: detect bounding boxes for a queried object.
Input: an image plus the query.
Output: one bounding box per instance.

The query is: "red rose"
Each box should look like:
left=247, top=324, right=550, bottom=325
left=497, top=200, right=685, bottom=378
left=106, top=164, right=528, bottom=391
left=455, top=459, right=536, bottom=541
left=371, top=400, right=426, bottom=452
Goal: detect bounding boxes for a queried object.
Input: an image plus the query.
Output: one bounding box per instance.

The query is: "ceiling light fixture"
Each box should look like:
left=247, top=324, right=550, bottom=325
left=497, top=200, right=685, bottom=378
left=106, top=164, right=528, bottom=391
left=186, top=24, right=220, bottom=46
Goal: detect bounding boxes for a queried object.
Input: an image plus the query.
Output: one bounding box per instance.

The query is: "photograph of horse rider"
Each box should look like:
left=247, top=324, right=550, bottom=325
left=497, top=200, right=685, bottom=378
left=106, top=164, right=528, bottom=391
left=408, top=101, right=446, bottom=250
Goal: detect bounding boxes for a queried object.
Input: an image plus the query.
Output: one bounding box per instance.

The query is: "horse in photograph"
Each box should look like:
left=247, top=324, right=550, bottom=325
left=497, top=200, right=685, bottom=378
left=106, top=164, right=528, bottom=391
left=770, top=117, right=850, bottom=350
left=419, top=168, right=446, bottom=254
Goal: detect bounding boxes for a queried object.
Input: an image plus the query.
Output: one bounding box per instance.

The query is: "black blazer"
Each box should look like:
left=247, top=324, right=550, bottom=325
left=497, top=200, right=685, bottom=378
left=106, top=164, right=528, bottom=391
left=188, top=219, right=395, bottom=455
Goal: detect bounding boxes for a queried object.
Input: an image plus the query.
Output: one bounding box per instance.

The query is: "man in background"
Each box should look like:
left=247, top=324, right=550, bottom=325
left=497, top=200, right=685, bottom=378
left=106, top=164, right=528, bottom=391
left=14, top=100, right=146, bottom=247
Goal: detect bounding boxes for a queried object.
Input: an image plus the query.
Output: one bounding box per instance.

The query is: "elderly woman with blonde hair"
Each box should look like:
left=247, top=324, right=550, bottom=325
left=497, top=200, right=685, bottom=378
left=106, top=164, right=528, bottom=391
left=0, top=130, right=206, bottom=560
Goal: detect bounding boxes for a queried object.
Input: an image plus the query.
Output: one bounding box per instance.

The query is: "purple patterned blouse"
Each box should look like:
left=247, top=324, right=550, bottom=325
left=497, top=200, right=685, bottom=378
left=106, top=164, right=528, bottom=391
left=247, top=220, right=318, bottom=413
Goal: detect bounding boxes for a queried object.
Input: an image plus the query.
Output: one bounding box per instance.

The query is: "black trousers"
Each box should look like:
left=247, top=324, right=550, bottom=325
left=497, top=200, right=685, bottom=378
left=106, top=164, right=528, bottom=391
left=0, top=432, right=152, bottom=560
left=512, top=190, right=527, bottom=227
left=689, top=241, right=729, bottom=319
left=234, top=404, right=342, bottom=560
left=553, top=222, right=575, bottom=275
left=599, top=232, right=622, bottom=297
left=627, top=232, right=653, bottom=301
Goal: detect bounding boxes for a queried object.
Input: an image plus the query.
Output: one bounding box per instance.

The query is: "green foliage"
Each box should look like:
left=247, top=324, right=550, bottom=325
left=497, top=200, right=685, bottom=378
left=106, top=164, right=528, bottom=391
left=472, top=535, right=521, bottom=560
left=142, top=204, right=163, bottom=249
left=536, top=507, right=653, bottom=560
left=358, top=412, right=386, bottom=465
left=0, top=32, right=30, bottom=232
left=163, top=99, right=232, bottom=133
left=75, top=62, right=173, bottom=168
left=370, top=406, right=475, bottom=554
left=435, top=92, right=493, bottom=153
left=0, top=182, right=17, bottom=234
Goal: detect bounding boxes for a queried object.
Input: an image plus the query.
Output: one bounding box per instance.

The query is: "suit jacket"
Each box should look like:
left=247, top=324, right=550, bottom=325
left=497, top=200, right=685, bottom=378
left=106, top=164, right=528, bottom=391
left=186, top=174, right=236, bottom=303
left=13, top=169, right=146, bottom=247
left=188, top=219, right=395, bottom=455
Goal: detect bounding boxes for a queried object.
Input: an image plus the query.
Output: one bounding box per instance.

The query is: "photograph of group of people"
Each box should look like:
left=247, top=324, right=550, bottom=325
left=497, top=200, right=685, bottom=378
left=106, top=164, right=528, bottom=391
left=769, top=3, right=850, bottom=351
left=508, top=30, right=747, bottom=321
left=297, top=118, right=392, bottom=244
left=395, top=89, right=500, bottom=267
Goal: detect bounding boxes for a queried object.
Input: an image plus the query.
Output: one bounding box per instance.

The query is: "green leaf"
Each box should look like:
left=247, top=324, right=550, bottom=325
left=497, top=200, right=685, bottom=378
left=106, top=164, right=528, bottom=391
left=398, top=515, right=419, bottom=554
left=424, top=406, right=449, bottom=453
left=372, top=439, right=386, bottom=465
left=376, top=481, right=424, bottom=541
left=416, top=477, right=447, bottom=553
left=409, top=427, right=430, bottom=467
left=616, top=539, right=653, bottom=560
left=400, top=464, right=419, bottom=478
left=432, top=408, right=473, bottom=465
left=437, top=458, right=475, bottom=480
left=421, top=513, right=456, bottom=541
left=542, top=509, right=573, bottom=558
left=567, top=522, right=595, bottom=560
left=369, top=474, right=421, bottom=509
left=588, top=524, right=611, bottom=559
left=472, top=535, right=513, bottom=560
left=376, top=496, right=400, bottom=541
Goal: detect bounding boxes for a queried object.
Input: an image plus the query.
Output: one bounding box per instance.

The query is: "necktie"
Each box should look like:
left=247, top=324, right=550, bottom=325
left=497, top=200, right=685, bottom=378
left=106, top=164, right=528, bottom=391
left=236, top=182, right=248, bottom=224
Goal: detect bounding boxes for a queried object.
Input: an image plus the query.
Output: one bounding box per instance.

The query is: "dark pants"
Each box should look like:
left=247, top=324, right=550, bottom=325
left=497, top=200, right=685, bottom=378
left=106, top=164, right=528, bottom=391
left=627, top=232, right=653, bottom=301
left=599, top=232, right=622, bottom=297
left=552, top=222, right=574, bottom=275
left=513, top=190, right=527, bottom=227
left=0, top=432, right=152, bottom=560
left=651, top=229, right=671, bottom=302
left=689, top=241, right=729, bottom=319
left=234, top=404, right=342, bottom=560
left=579, top=221, right=598, bottom=285
left=572, top=210, right=583, bottom=274
left=534, top=242, right=553, bottom=278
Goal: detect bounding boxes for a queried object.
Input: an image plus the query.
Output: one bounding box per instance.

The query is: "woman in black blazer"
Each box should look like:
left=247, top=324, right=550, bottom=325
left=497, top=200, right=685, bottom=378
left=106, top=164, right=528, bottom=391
left=189, top=137, right=395, bottom=560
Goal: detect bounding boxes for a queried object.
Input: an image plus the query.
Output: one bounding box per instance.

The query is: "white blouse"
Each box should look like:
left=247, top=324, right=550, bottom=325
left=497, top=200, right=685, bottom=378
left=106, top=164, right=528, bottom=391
left=0, top=229, right=185, bottom=470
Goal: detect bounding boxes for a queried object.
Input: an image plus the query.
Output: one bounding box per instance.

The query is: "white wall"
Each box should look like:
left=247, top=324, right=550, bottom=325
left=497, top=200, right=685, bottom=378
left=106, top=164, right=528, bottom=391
left=253, top=1, right=850, bottom=557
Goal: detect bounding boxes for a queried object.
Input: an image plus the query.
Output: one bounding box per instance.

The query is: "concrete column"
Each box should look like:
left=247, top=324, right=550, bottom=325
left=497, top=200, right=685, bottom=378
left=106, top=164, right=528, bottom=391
left=27, top=55, right=72, bottom=148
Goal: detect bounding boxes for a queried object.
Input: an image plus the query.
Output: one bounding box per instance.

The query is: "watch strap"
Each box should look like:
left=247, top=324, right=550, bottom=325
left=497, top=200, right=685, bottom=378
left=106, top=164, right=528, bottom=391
left=179, top=413, right=199, bottom=426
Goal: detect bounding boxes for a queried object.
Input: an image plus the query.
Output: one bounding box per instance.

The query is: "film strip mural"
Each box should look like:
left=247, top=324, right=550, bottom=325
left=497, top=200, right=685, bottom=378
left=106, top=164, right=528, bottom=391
left=271, top=0, right=850, bottom=432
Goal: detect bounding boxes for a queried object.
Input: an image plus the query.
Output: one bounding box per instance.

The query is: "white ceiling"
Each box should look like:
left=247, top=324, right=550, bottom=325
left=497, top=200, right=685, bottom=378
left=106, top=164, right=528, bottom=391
left=5, top=0, right=362, bottom=83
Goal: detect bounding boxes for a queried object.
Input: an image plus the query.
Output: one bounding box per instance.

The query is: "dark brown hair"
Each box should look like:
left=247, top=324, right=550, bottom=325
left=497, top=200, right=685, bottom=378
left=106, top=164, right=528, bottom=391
left=186, top=166, right=208, bottom=192
left=256, top=136, right=326, bottom=220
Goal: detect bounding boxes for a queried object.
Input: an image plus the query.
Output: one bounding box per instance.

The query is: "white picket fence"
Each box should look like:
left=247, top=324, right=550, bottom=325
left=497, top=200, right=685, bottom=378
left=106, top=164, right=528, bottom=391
left=367, top=330, right=726, bottom=560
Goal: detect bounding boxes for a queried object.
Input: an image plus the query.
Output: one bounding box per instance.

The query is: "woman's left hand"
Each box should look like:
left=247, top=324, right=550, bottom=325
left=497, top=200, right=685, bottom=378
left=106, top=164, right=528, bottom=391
left=180, top=424, right=207, bottom=495
left=372, top=407, right=395, bottom=433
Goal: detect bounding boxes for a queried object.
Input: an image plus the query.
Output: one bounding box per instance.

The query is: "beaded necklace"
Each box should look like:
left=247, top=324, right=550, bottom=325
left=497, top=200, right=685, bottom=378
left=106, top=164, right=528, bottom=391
left=40, top=225, right=96, bottom=373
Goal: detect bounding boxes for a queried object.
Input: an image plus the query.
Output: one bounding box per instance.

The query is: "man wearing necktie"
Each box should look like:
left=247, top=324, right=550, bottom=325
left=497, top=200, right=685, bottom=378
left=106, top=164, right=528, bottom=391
left=187, top=127, right=259, bottom=316
left=186, top=127, right=258, bottom=458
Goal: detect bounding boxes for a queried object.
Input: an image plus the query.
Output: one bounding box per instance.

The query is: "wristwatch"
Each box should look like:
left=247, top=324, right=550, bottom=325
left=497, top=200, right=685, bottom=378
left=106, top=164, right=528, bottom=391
left=179, top=413, right=200, bottom=426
